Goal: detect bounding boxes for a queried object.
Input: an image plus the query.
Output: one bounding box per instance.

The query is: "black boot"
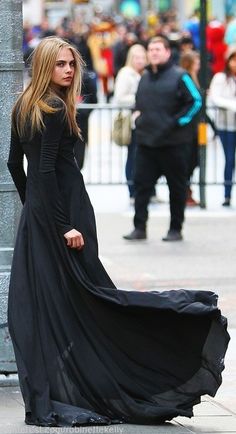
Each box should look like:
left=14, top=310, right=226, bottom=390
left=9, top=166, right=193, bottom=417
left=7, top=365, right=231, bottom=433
left=222, top=198, right=230, bottom=207
left=162, top=229, right=183, bottom=242
left=123, top=228, right=147, bottom=240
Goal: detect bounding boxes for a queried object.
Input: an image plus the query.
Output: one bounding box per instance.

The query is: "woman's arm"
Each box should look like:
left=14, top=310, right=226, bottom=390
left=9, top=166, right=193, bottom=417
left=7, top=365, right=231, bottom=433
left=39, top=101, right=84, bottom=249
left=114, top=68, right=136, bottom=105
left=7, top=120, right=27, bottom=205
left=209, top=73, right=236, bottom=112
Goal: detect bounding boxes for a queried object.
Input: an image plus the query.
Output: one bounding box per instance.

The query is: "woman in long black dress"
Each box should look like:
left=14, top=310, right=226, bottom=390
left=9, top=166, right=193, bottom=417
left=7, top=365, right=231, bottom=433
left=7, top=36, right=230, bottom=428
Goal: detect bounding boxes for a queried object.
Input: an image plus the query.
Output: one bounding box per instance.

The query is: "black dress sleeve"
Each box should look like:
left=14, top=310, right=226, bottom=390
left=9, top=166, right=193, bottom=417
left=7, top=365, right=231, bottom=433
left=39, top=103, right=73, bottom=235
left=7, top=121, right=27, bottom=205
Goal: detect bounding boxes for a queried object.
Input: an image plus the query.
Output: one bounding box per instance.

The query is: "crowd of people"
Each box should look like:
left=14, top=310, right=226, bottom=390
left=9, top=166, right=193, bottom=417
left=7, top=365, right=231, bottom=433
left=22, top=9, right=236, bottom=238
left=22, top=10, right=235, bottom=96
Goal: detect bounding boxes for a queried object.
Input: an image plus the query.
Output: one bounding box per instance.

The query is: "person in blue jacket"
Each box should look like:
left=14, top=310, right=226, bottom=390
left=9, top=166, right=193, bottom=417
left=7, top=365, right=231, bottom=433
left=123, top=36, right=202, bottom=242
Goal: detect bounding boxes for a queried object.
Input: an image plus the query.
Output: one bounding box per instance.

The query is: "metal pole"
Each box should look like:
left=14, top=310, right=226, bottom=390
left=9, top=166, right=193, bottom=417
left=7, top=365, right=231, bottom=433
left=0, top=0, right=24, bottom=373
left=199, top=0, right=207, bottom=209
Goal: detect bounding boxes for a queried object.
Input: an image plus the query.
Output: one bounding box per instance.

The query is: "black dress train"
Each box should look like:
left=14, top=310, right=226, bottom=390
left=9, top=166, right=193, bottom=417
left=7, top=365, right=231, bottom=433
left=7, top=101, right=230, bottom=427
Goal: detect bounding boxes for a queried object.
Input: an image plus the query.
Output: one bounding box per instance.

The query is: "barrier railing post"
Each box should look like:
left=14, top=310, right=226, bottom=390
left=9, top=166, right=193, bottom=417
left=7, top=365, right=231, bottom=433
left=198, top=122, right=207, bottom=208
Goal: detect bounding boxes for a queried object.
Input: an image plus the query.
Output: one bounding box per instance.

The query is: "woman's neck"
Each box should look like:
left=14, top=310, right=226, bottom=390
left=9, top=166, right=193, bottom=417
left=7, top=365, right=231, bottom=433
left=190, top=72, right=200, bottom=88
left=49, top=84, right=66, bottom=99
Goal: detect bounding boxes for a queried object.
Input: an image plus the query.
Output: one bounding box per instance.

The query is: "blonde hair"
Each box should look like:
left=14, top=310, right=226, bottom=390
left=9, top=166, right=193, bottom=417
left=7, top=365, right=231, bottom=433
left=125, top=44, right=147, bottom=68
left=13, top=36, right=84, bottom=138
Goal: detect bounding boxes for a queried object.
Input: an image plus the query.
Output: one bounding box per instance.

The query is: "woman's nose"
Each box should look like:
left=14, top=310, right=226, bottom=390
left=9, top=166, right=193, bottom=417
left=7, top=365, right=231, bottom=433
left=66, top=63, right=72, bottom=72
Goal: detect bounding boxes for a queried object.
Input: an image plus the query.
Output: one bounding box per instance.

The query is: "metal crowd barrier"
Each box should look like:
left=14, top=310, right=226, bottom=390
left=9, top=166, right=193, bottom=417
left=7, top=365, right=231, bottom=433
left=78, top=103, right=131, bottom=186
left=79, top=103, right=234, bottom=193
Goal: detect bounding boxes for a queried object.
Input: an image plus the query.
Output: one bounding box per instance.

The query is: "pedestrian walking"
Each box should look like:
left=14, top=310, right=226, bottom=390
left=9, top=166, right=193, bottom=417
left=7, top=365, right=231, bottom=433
left=123, top=36, right=202, bottom=242
left=179, top=50, right=200, bottom=206
left=7, top=36, right=229, bottom=428
left=180, top=50, right=217, bottom=207
left=114, top=44, right=147, bottom=202
left=209, top=45, right=236, bottom=207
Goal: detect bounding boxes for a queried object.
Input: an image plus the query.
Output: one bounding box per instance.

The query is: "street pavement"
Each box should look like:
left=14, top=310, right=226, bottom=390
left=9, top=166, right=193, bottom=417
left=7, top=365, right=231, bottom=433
left=1, top=183, right=236, bottom=433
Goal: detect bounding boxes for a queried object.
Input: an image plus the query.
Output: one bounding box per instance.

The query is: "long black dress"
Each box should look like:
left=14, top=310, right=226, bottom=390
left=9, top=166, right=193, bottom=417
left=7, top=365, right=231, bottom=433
left=7, top=100, right=230, bottom=427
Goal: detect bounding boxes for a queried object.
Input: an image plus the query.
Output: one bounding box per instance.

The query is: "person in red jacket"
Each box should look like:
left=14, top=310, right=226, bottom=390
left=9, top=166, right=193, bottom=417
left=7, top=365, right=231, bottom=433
left=207, top=20, right=227, bottom=76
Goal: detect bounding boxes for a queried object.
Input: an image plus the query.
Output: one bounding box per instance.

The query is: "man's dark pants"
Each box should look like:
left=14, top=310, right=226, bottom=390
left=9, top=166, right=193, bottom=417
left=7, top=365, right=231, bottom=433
left=133, top=144, right=189, bottom=232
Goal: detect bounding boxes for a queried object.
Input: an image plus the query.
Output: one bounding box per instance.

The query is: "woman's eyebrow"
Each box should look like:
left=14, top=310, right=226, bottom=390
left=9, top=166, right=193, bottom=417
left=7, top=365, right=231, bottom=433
left=56, top=59, right=74, bottom=62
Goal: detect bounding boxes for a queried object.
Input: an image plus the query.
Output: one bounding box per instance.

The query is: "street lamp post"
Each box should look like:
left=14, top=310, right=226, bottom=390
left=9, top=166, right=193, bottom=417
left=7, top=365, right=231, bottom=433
left=198, top=0, right=207, bottom=208
left=0, top=0, right=24, bottom=373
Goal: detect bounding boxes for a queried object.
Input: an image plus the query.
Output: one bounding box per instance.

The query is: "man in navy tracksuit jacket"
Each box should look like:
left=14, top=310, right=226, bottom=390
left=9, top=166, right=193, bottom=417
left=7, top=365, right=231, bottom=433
left=123, top=36, right=202, bottom=242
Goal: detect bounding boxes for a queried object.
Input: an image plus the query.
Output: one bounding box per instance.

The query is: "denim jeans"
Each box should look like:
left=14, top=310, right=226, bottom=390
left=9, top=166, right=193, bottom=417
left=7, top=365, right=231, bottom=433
left=125, top=130, right=136, bottom=198
left=218, top=130, right=236, bottom=199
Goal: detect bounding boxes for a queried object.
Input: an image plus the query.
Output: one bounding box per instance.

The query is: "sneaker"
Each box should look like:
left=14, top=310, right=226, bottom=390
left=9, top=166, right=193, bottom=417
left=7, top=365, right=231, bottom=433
left=162, top=229, right=183, bottom=242
left=222, top=198, right=230, bottom=207
left=123, top=229, right=147, bottom=240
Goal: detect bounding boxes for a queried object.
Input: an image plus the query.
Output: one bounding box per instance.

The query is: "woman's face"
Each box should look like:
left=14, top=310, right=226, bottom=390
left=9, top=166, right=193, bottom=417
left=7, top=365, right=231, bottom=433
left=51, top=47, right=75, bottom=88
left=132, top=51, right=147, bottom=73
left=192, top=56, right=200, bottom=75
left=228, top=54, right=236, bottom=75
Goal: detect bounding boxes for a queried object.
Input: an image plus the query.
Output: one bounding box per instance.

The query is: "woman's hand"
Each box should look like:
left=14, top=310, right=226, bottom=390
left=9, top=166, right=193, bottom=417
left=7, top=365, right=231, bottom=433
left=132, top=110, right=141, bottom=122
left=64, top=229, right=84, bottom=250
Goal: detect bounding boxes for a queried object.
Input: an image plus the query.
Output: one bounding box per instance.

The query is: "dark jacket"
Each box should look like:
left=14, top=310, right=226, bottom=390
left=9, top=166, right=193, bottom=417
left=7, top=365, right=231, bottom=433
left=76, top=69, right=97, bottom=139
left=74, top=69, right=98, bottom=169
left=135, top=60, right=202, bottom=147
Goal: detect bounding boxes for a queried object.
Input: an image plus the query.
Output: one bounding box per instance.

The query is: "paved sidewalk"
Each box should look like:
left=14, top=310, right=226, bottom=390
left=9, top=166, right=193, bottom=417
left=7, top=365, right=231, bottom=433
left=0, top=385, right=236, bottom=433
left=1, top=184, right=235, bottom=434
